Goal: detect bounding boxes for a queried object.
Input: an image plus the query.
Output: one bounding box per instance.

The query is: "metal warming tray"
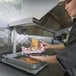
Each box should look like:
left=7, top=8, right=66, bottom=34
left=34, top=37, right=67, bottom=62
left=2, top=52, right=48, bottom=74
left=1, top=17, right=54, bottom=74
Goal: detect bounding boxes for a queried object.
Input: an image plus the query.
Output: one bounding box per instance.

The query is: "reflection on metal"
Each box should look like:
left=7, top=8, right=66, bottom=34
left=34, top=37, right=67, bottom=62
left=13, top=27, right=16, bottom=54
left=0, top=27, right=11, bottom=54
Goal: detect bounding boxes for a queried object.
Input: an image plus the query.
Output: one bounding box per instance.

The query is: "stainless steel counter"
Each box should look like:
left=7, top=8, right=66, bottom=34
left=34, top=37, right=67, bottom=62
left=0, top=63, right=64, bottom=76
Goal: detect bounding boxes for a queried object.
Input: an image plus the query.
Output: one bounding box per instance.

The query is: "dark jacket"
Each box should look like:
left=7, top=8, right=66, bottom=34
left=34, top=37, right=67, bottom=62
left=57, top=21, right=76, bottom=76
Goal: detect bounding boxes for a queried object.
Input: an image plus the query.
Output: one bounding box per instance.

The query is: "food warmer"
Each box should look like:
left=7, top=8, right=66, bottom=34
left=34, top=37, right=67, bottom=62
left=1, top=17, right=55, bottom=74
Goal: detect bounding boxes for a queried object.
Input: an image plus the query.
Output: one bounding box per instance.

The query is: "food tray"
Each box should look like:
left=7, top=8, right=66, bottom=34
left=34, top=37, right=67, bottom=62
left=2, top=52, right=48, bottom=74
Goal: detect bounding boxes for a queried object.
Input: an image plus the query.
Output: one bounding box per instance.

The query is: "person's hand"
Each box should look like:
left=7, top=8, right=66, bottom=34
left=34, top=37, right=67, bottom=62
left=30, top=55, right=57, bottom=63
left=39, top=40, right=50, bottom=50
left=30, top=55, right=51, bottom=63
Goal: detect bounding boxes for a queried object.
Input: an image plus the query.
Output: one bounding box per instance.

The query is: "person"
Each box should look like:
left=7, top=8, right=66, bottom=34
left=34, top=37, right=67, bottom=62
left=30, top=0, right=76, bottom=76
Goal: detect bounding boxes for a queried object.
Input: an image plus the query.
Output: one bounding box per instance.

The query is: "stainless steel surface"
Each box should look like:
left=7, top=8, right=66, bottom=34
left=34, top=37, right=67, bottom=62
left=13, top=27, right=17, bottom=54
left=2, top=52, right=48, bottom=74
left=9, top=17, right=39, bottom=27
left=0, top=62, right=64, bottom=76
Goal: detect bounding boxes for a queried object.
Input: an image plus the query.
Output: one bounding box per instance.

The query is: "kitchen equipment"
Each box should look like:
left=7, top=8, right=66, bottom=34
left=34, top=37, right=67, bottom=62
left=2, top=17, right=54, bottom=74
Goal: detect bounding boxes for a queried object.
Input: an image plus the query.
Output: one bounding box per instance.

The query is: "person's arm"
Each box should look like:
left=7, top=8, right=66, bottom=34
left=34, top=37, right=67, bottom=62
left=30, top=55, right=58, bottom=64
left=46, top=44, right=65, bottom=50
left=40, top=40, right=65, bottom=51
